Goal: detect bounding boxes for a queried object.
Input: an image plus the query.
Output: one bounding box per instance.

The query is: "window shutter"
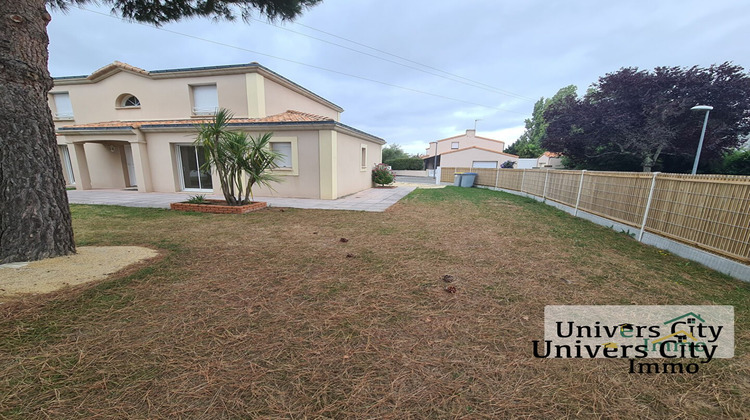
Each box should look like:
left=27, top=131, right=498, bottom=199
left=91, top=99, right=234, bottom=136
left=272, top=142, right=293, bottom=168
left=192, top=85, right=218, bottom=115
left=53, top=93, right=73, bottom=118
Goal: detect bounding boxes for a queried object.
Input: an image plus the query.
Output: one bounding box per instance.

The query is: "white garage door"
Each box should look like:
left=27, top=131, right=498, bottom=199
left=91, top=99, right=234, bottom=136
left=472, top=161, right=498, bottom=168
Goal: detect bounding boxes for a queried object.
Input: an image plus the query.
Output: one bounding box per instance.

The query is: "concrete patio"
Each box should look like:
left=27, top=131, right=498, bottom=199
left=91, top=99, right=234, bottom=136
left=67, top=186, right=416, bottom=212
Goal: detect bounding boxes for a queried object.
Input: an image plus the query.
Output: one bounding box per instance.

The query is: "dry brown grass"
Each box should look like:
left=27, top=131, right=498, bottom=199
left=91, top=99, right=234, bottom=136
left=1, top=187, right=749, bottom=418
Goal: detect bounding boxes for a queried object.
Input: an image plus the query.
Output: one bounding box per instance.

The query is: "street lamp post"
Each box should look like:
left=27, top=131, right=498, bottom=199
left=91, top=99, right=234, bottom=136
left=690, top=105, right=713, bottom=175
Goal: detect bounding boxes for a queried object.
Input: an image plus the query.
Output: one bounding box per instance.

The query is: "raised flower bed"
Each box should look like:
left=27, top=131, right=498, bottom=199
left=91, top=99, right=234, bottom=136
left=170, top=199, right=267, bottom=214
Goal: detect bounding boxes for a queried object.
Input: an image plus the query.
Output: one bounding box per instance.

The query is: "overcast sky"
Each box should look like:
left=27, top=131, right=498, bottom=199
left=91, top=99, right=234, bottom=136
left=47, top=1, right=749, bottom=156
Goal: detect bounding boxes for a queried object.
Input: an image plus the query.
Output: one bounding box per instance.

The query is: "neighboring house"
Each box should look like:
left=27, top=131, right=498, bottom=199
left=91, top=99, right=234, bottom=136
left=51, top=61, right=385, bottom=200
left=536, top=151, right=564, bottom=169
left=423, top=129, right=518, bottom=170
left=439, top=146, right=519, bottom=169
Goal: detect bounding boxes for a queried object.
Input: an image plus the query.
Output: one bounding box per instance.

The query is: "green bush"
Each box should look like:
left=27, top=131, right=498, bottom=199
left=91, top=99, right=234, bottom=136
left=372, top=163, right=395, bottom=186
left=386, top=158, right=424, bottom=170
left=718, top=149, right=750, bottom=175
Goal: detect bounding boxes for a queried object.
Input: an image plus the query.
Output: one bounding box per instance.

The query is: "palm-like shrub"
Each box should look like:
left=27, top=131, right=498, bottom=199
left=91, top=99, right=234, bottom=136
left=195, top=109, right=282, bottom=205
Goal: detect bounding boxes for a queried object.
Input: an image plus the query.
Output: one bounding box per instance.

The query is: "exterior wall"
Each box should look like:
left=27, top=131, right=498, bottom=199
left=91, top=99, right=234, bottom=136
left=537, top=155, right=564, bottom=168
left=336, top=132, right=381, bottom=197
left=251, top=130, right=321, bottom=199
left=425, top=130, right=505, bottom=157
left=264, top=78, right=340, bottom=121
left=440, top=148, right=518, bottom=168
left=144, top=129, right=323, bottom=198
left=50, top=72, right=250, bottom=124
left=84, top=143, right=127, bottom=189
left=517, top=158, right=537, bottom=169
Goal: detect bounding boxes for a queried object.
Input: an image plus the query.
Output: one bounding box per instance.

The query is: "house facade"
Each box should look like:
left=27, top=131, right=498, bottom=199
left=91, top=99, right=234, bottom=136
left=423, top=129, right=518, bottom=170
left=51, top=62, right=384, bottom=200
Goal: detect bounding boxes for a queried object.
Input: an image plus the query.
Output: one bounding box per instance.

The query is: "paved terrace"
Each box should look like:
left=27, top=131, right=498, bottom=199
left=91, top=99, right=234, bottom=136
left=67, top=186, right=416, bottom=212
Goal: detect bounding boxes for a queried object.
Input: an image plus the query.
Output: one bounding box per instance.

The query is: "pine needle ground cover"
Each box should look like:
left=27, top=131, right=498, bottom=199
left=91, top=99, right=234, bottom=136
left=1, top=187, right=748, bottom=418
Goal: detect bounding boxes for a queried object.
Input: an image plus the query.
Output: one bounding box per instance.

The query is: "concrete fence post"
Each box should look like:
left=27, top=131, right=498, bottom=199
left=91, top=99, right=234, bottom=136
left=494, top=168, right=500, bottom=189
left=543, top=169, right=550, bottom=201
left=638, top=172, right=660, bottom=242
left=574, top=170, right=586, bottom=216
left=520, top=169, right=526, bottom=193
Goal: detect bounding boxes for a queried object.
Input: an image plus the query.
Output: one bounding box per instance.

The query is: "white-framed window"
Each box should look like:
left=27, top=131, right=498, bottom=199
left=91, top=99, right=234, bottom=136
left=272, top=142, right=292, bottom=168
left=268, top=137, right=298, bottom=176
left=176, top=144, right=213, bottom=191
left=360, top=144, right=368, bottom=171
left=58, top=145, right=75, bottom=185
left=451, top=142, right=459, bottom=149
left=191, top=84, right=218, bottom=116
left=52, top=92, right=74, bottom=119
left=121, top=95, right=140, bottom=108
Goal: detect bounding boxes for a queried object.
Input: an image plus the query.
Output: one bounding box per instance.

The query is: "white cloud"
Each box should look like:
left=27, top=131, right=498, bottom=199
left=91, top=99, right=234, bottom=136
left=46, top=1, right=750, bottom=152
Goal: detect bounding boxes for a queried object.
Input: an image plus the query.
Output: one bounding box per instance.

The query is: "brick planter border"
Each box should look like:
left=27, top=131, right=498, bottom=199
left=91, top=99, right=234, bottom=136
left=170, top=199, right=267, bottom=214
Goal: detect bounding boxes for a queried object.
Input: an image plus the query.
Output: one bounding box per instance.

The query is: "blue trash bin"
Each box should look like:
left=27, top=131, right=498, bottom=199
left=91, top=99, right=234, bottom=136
left=460, top=172, right=477, bottom=187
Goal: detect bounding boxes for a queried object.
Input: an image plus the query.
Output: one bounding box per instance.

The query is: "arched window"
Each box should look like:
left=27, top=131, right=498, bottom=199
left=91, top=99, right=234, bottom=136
left=122, top=95, right=140, bottom=107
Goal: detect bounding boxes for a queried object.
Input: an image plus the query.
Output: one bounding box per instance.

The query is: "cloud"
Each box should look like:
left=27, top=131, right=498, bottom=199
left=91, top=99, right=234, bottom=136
left=46, top=0, right=750, bottom=157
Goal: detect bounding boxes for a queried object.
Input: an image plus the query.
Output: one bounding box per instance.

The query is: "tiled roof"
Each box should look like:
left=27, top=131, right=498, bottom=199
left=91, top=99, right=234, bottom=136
left=89, top=61, right=149, bottom=80
left=59, top=110, right=333, bottom=130
left=542, top=151, right=562, bottom=158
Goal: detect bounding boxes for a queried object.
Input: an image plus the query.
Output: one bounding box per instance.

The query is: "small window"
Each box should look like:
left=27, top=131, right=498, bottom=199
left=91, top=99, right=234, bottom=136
left=122, top=95, right=140, bottom=107
left=271, top=142, right=293, bottom=168
left=451, top=142, right=459, bottom=149
left=52, top=92, right=73, bottom=119
left=191, top=84, right=218, bottom=115
left=58, top=145, right=75, bottom=185
left=360, top=145, right=367, bottom=170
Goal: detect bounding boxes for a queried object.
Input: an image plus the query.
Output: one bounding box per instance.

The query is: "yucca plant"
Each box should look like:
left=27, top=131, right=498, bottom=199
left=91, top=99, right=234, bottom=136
left=194, top=109, right=283, bottom=205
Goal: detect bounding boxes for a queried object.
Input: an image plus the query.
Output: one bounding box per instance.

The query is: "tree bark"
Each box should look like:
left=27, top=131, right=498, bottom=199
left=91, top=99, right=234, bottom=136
left=0, top=0, right=75, bottom=263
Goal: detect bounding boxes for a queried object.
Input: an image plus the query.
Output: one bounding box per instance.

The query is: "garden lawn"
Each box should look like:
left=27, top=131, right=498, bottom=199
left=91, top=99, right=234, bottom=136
left=1, top=186, right=749, bottom=418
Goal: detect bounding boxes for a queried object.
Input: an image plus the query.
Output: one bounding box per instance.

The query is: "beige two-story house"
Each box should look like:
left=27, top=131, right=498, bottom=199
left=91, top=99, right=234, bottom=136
left=422, top=129, right=518, bottom=170
left=51, top=61, right=385, bottom=199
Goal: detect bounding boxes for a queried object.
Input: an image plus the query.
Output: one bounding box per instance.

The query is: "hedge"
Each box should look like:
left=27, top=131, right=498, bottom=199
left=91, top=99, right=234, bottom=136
left=386, top=158, right=424, bottom=170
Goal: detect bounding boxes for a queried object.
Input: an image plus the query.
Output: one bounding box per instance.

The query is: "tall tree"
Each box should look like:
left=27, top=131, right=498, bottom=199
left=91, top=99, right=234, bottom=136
left=382, top=144, right=410, bottom=163
left=505, top=85, right=576, bottom=158
left=543, top=64, right=750, bottom=172
left=0, top=0, right=321, bottom=264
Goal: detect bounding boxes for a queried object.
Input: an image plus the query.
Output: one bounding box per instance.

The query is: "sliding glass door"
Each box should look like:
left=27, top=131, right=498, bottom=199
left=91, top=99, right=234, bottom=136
left=177, top=145, right=213, bottom=191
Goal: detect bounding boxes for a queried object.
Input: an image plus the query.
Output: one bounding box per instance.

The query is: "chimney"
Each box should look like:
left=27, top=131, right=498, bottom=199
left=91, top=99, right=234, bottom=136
left=466, top=129, right=476, bottom=138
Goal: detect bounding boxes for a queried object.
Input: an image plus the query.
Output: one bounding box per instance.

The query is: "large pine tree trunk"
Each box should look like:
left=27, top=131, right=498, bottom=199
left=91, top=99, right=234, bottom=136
left=0, top=0, right=75, bottom=263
